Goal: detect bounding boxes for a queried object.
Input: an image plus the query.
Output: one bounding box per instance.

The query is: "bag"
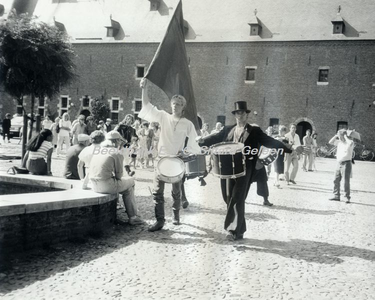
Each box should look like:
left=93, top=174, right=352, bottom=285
left=56, top=123, right=60, bottom=133
left=7, top=166, right=30, bottom=175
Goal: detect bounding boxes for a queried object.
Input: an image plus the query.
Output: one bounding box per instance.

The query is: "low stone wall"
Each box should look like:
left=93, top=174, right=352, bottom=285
left=0, top=200, right=116, bottom=252
left=0, top=173, right=118, bottom=263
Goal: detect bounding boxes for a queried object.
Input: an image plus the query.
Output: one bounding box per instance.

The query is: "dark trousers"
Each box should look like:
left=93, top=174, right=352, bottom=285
left=333, top=160, right=352, bottom=199
left=3, top=129, right=10, bottom=141
left=220, top=167, right=253, bottom=236
left=254, top=167, right=269, bottom=199
left=152, top=175, right=182, bottom=221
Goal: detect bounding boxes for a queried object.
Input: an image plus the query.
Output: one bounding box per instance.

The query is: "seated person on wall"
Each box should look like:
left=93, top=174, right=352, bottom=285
left=64, top=134, right=91, bottom=180
left=89, top=130, right=144, bottom=225
left=77, top=130, right=106, bottom=189
left=22, top=129, right=53, bottom=176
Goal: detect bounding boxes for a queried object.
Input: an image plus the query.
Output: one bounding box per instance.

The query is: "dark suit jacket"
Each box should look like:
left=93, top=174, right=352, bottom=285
left=200, top=123, right=292, bottom=172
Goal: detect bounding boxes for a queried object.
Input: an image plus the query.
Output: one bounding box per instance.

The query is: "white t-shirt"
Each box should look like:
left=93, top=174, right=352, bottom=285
left=285, top=132, right=301, bottom=149
left=59, top=120, right=72, bottom=137
left=139, top=103, right=201, bottom=156
left=78, top=144, right=97, bottom=168
left=334, top=139, right=354, bottom=162
left=42, top=120, right=53, bottom=130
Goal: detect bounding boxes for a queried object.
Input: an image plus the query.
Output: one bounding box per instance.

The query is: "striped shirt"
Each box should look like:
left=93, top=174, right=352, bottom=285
left=28, top=141, right=53, bottom=160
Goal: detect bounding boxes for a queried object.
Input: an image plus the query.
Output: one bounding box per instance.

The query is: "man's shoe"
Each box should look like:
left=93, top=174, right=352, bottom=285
left=148, top=220, right=165, bottom=232
left=263, top=200, right=274, bottom=207
left=329, top=197, right=340, bottom=201
left=289, top=180, right=297, bottom=184
left=172, top=210, right=180, bottom=225
left=346, top=198, right=351, bottom=204
left=129, top=216, right=144, bottom=225
left=182, top=200, right=189, bottom=209
left=227, top=231, right=244, bottom=241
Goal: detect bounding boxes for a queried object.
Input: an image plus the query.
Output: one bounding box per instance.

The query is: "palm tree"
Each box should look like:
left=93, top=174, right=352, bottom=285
left=0, top=11, right=77, bottom=156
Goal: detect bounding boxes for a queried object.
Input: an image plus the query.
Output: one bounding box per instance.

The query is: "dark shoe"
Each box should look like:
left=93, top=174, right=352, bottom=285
left=148, top=220, right=165, bottom=232
left=346, top=197, right=351, bottom=204
left=263, top=200, right=274, bottom=207
left=182, top=200, right=189, bottom=209
left=329, top=197, right=340, bottom=201
left=289, top=180, right=297, bottom=184
left=308, top=170, right=313, bottom=172
left=172, top=210, right=180, bottom=225
left=227, top=231, right=243, bottom=241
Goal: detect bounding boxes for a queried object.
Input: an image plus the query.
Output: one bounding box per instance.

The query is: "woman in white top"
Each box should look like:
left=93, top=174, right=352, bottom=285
left=57, top=113, right=72, bottom=155
left=22, top=129, right=53, bottom=175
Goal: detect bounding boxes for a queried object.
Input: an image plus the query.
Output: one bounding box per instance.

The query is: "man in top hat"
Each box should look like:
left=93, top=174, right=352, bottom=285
left=198, top=101, right=302, bottom=240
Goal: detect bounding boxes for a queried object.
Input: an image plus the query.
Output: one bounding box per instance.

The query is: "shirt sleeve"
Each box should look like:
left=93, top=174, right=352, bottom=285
left=138, top=102, right=166, bottom=124
left=114, top=154, right=124, bottom=179
left=185, top=122, right=202, bottom=154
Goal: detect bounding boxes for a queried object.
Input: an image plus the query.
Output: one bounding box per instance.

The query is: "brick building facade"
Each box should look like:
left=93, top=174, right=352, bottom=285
left=1, top=0, right=375, bottom=147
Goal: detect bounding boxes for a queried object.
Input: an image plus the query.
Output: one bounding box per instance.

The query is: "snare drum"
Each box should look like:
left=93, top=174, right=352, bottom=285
left=185, top=154, right=207, bottom=179
left=210, top=142, right=246, bottom=179
left=256, top=147, right=278, bottom=170
left=156, top=156, right=185, bottom=183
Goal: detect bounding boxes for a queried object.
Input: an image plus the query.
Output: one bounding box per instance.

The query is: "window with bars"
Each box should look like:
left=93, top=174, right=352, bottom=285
left=61, top=97, right=68, bottom=108
left=112, top=99, right=119, bottom=111
left=111, top=112, right=119, bottom=124
left=136, top=65, right=145, bottom=78
left=38, top=108, right=45, bottom=116
left=82, top=96, right=90, bottom=107
left=318, top=69, right=329, bottom=82
left=135, top=100, right=142, bottom=112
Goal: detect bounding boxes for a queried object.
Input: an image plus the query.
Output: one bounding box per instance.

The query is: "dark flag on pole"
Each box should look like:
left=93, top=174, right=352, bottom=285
left=144, top=0, right=199, bottom=130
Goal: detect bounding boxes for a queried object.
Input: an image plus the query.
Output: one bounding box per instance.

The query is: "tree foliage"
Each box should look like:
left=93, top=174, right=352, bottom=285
left=0, top=11, right=77, bottom=100
left=91, top=98, right=110, bottom=124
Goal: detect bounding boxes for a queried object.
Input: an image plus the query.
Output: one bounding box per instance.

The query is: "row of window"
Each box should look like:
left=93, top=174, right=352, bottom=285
left=245, top=67, right=329, bottom=83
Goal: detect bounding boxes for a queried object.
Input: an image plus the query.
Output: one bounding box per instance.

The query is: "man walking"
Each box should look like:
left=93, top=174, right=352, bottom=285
left=284, top=124, right=301, bottom=184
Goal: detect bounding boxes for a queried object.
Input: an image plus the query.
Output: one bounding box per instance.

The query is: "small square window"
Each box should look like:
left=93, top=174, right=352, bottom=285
left=217, top=115, right=226, bottom=126
left=135, top=100, right=142, bottom=112
left=318, top=69, right=329, bottom=82
left=245, top=68, right=255, bottom=81
left=16, top=106, right=23, bottom=115
left=112, top=99, right=119, bottom=111
left=136, top=66, right=145, bottom=78
left=38, top=108, right=45, bottom=116
left=60, top=109, right=68, bottom=116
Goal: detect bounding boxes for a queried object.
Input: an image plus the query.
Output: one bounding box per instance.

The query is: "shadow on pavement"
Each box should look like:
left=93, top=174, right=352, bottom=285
left=248, top=203, right=342, bottom=216
left=233, top=238, right=375, bottom=265
left=185, top=203, right=279, bottom=222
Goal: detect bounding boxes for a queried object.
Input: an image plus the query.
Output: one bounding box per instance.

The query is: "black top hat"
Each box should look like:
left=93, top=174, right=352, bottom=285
left=231, top=101, right=251, bottom=114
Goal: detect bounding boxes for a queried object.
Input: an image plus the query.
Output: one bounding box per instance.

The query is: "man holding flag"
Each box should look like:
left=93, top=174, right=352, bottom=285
left=139, top=78, right=200, bottom=231
left=139, top=0, right=201, bottom=231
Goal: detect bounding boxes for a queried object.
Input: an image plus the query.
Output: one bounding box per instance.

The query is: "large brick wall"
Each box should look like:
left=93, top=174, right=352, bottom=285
left=1, top=40, right=375, bottom=147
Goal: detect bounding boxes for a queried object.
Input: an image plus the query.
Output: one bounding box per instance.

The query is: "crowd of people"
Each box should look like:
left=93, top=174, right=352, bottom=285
left=6, top=79, right=356, bottom=241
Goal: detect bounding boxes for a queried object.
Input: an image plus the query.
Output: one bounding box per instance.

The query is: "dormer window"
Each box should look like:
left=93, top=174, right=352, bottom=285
left=331, top=6, right=345, bottom=34
left=248, top=9, right=262, bottom=36
left=149, top=0, right=161, bottom=11
left=105, top=17, right=121, bottom=38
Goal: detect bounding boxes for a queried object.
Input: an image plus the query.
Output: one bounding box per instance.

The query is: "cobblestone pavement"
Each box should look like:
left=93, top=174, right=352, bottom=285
left=0, top=140, right=375, bottom=299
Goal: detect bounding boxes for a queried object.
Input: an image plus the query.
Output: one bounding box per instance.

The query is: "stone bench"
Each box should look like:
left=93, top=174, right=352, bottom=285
left=0, top=173, right=118, bottom=257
